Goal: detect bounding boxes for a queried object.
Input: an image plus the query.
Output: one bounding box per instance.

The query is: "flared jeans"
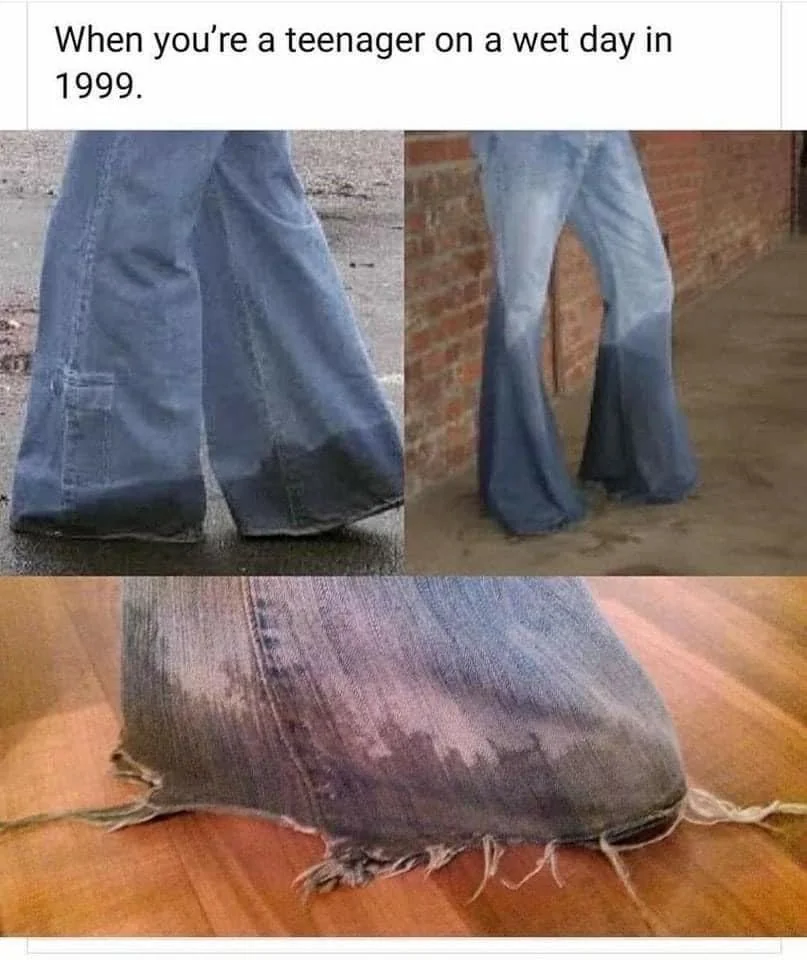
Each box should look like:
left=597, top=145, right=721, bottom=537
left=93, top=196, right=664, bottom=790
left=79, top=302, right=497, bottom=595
left=10, top=132, right=403, bottom=540
left=471, top=132, right=698, bottom=535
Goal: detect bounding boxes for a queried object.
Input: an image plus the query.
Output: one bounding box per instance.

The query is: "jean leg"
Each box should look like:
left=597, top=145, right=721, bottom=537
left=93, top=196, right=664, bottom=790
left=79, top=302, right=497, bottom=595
left=11, top=132, right=228, bottom=539
left=472, top=132, right=587, bottom=535
left=193, top=132, right=403, bottom=535
left=568, top=132, right=698, bottom=502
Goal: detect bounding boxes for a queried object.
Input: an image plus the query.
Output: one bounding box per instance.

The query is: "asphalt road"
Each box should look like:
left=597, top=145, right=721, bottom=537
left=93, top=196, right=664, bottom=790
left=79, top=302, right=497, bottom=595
left=0, top=131, right=403, bottom=574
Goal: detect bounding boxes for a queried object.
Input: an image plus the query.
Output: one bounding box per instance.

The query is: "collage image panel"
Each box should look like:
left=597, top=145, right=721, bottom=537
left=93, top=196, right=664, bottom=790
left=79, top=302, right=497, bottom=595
left=0, top=131, right=404, bottom=576
left=404, top=130, right=807, bottom=575
left=1, top=126, right=807, bottom=940
left=2, top=574, right=807, bottom=935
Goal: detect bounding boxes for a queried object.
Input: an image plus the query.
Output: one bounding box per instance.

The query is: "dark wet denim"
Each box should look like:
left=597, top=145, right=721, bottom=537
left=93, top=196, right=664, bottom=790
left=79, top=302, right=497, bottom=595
left=118, top=576, right=688, bottom=866
left=470, top=132, right=698, bottom=535
left=10, top=132, right=403, bottom=541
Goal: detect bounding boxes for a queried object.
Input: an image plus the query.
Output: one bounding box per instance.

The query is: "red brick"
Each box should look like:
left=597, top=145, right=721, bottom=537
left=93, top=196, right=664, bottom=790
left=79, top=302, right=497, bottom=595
left=405, top=135, right=472, bottom=167
left=405, top=131, right=801, bottom=495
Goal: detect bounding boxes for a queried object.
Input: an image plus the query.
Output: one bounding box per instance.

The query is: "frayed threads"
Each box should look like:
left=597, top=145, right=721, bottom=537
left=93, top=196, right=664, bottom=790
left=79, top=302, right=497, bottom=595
left=685, top=788, right=807, bottom=827
left=0, top=744, right=162, bottom=836
left=500, top=839, right=563, bottom=891
left=292, top=845, right=457, bottom=898
left=594, top=787, right=807, bottom=935
left=4, top=768, right=806, bottom=920
left=424, top=843, right=463, bottom=876
left=598, top=834, right=668, bottom=935
left=0, top=796, right=160, bottom=835
left=467, top=835, right=507, bottom=903
left=291, top=785, right=807, bottom=912
left=292, top=834, right=563, bottom=903
left=109, top=746, right=162, bottom=790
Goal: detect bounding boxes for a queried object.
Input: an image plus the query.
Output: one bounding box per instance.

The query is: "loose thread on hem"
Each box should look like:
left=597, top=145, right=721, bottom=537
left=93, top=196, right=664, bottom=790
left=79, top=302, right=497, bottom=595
left=684, top=788, right=807, bottom=827
left=0, top=798, right=158, bottom=835
left=500, top=839, right=559, bottom=890
left=0, top=744, right=160, bottom=836
left=548, top=842, right=564, bottom=887
left=3, top=766, right=807, bottom=914
left=287, top=785, right=807, bottom=900
left=467, top=835, right=506, bottom=904
left=598, top=835, right=668, bottom=935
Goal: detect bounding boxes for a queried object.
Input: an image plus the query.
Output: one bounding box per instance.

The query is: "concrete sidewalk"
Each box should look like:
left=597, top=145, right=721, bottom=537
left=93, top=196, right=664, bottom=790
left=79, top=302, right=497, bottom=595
left=406, top=237, right=807, bottom=575
left=0, top=132, right=403, bottom=575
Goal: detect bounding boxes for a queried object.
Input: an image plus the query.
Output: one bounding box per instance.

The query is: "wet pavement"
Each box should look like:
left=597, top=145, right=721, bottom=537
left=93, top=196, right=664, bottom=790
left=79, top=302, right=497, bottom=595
left=0, top=131, right=403, bottom=574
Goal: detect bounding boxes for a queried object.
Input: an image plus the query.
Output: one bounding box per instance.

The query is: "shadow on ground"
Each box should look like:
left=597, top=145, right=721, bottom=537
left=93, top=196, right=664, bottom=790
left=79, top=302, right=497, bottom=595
left=0, top=509, right=403, bottom=575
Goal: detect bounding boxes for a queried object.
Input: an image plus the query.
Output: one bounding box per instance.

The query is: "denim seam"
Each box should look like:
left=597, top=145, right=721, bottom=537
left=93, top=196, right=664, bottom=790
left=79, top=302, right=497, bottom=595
left=209, top=173, right=302, bottom=527
left=63, top=133, right=125, bottom=374
left=241, top=577, right=325, bottom=822
left=482, top=142, right=508, bottom=312
left=59, top=133, right=125, bottom=507
left=573, top=169, right=633, bottom=474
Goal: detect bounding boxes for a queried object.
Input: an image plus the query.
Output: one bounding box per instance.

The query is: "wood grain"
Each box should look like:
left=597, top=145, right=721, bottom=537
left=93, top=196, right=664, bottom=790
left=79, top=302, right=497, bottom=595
left=1, top=576, right=805, bottom=936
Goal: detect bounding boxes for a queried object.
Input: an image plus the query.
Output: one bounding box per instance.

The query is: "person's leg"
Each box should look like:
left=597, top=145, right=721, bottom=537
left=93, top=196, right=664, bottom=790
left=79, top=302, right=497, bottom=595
left=193, top=132, right=402, bottom=536
left=569, top=132, right=698, bottom=502
left=11, top=131, right=228, bottom=540
left=471, top=131, right=587, bottom=535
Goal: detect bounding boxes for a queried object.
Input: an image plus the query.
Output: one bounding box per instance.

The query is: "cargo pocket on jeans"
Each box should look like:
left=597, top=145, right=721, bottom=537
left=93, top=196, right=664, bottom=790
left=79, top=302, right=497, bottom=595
left=61, top=371, right=115, bottom=502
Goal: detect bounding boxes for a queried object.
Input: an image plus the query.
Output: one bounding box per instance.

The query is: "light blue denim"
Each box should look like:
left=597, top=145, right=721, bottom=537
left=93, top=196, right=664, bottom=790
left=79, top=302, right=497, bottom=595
left=10, top=132, right=403, bottom=541
left=470, top=131, right=698, bottom=535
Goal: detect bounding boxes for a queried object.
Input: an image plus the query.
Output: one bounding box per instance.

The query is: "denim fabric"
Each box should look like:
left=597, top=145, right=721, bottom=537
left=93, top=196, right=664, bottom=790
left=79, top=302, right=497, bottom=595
left=470, top=132, right=698, bottom=535
left=4, top=575, right=805, bottom=908
left=10, top=132, right=403, bottom=540
left=118, top=575, right=687, bottom=881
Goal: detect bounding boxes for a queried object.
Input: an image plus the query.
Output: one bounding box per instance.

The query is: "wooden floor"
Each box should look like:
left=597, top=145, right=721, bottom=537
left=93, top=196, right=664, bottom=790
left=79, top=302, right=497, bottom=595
left=1, top=577, right=806, bottom=936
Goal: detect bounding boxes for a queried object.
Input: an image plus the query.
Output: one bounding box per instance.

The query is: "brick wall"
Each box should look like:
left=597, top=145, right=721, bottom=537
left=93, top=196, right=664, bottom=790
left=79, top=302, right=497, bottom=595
left=405, top=131, right=799, bottom=495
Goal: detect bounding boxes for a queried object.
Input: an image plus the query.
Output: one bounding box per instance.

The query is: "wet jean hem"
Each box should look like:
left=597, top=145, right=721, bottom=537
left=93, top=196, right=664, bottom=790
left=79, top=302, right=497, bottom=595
left=236, top=494, right=404, bottom=538
left=484, top=501, right=588, bottom=537
left=10, top=517, right=204, bottom=543
left=580, top=476, right=698, bottom=506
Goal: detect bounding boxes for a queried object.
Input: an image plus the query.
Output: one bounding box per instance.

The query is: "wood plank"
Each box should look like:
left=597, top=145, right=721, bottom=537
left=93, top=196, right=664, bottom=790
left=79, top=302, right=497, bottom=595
left=0, top=577, right=805, bottom=935
left=0, top=705, right=213, bottom=936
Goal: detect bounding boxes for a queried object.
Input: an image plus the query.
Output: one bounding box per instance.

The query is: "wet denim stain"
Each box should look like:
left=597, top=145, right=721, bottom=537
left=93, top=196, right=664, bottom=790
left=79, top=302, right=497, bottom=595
left=471, top=131, right=698, bottom=535
left=10, top=132, right=403, bottom=541
left=4, top=575, right=806, bottom=918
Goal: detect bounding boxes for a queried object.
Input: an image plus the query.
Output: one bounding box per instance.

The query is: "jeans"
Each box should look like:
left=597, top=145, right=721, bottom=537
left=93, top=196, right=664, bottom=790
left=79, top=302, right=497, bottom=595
left=10, top=132, right=403, bottom=540
left=118, top=576, right=686, bottom=865
left=470, top=131, right=698, bottom=535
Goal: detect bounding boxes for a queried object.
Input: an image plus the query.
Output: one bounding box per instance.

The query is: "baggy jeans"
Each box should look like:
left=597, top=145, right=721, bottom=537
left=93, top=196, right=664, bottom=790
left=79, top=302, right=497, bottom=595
left=10, top=132, right=403, bottom=540
left=470, top=132, right=698, bottom=535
